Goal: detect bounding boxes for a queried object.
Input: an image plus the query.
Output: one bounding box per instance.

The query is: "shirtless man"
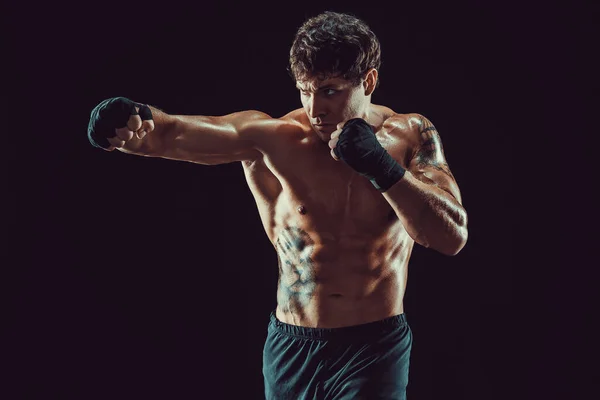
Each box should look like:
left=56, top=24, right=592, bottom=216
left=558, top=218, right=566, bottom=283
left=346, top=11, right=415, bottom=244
left=87, top=11, right=468, bottom=400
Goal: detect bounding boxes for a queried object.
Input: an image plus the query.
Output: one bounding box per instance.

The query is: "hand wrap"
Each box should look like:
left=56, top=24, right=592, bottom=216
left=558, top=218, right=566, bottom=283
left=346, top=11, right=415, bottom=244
left=87, top=97, right=153, bottom=149
left=333, top=118, right=406, bottom=192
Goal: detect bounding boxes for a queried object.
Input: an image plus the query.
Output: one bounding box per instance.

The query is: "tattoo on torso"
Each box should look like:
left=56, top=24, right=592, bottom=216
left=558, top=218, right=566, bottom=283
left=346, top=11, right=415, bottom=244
left=276, top=226, right=317, bottom=318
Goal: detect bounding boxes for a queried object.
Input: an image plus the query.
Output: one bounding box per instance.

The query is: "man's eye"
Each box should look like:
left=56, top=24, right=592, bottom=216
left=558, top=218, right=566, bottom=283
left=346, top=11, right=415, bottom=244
left=324, top=89, right=337, bottom=96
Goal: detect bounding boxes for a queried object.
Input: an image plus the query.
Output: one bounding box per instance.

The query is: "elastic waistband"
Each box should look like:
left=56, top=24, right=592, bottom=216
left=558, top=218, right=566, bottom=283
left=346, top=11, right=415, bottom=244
left=269, top=311, right=408, bottom=341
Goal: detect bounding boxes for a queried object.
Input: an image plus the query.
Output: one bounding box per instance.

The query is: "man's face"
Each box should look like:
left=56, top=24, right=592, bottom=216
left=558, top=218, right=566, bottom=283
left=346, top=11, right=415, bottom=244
left=296, top=75, right=369, bottom=140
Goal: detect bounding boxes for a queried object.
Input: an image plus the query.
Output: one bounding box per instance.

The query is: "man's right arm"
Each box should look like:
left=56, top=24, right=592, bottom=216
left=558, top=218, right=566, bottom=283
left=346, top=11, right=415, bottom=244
left=116, top=106, right=270, bottom=165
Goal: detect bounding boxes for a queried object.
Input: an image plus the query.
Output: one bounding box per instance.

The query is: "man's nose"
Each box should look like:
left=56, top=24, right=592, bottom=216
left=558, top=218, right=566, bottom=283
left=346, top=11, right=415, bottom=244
left=307, top=95, right=326, bottom=119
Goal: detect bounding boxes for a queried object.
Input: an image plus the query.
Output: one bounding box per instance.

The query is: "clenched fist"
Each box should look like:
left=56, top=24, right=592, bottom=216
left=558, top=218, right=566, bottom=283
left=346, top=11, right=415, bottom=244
left=327, top=118, right=406, bottom=192
left=87, top=97, right=155, bottom=151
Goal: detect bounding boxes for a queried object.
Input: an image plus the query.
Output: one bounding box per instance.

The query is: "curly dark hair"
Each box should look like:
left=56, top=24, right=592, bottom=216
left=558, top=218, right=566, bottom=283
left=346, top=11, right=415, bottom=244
left=288, top=11, right=381, bottom=87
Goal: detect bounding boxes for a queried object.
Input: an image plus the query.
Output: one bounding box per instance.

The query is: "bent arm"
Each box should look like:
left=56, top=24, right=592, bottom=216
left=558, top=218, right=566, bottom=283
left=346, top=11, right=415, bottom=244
left=384, top=172, right=468, bottom=256
left=383, top=114, right=468, bottom=256
left=119, top=106, right=268, bottom=164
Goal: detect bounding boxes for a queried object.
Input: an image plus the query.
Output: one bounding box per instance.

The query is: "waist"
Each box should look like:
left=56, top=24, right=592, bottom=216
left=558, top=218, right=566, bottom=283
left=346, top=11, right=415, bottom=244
left=275, top=283, right=404, bottom=328
left=270, top=309, right=408, bottom=340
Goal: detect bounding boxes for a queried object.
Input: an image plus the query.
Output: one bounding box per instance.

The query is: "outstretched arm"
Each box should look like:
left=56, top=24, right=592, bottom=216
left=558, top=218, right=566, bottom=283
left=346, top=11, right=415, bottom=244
left=115, top=106, right=270, bottom=165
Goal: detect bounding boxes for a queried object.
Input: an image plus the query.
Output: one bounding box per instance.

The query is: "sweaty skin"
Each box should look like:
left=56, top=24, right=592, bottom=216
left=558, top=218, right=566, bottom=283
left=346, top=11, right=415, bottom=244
left=242, top=106, right=422, bottom=328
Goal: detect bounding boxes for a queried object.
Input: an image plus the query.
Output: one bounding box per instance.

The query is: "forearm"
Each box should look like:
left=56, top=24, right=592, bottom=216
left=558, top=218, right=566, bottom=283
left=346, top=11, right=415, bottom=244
left=383, top=172, right=468, bottom=256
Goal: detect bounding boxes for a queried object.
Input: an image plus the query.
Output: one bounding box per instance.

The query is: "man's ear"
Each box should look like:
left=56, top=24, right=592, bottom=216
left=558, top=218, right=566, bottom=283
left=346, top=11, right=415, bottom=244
left=363, top=68, right=378, bottom=96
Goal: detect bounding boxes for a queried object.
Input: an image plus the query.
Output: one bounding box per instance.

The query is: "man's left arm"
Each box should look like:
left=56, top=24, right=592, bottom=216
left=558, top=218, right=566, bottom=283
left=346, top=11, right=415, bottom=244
left=382, top=114, right=468, bottom=256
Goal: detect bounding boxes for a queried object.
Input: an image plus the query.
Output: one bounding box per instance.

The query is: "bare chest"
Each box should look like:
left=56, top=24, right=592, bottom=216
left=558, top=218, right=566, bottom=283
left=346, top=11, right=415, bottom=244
left=242, top=136, right=397, bottom=242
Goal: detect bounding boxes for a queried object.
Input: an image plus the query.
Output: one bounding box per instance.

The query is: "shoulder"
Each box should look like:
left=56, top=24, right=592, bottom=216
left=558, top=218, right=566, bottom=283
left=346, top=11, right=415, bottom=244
left=379, top=112, right=428, bottom=152
left=279, top=108, right=311, bottom=129
left=239, top=109, right=308, bottom=156
left=378, top=112, right=444, bottom=166
left=274, top=108, right=312, bottom=137
left=382, top=112, right=434, bottom=139
left=239, top=109, right=304, bottom=137
left=245, top=108, right=306, bottom=128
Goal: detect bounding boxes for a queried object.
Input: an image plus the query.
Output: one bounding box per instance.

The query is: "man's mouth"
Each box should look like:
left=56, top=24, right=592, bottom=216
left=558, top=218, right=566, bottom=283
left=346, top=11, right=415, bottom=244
left=314, top=123, right=335, bottom=129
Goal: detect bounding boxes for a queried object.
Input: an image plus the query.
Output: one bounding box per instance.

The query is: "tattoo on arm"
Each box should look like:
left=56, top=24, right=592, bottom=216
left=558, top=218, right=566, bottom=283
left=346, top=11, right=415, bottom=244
left=414, top=116, right=455, bottom=179
left=275, top=226, right=316, bottom=319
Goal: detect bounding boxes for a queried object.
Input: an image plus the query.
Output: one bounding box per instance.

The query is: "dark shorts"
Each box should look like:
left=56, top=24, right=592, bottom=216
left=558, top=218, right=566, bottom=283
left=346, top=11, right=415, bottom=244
left=262, top=311, right=413, bottom=400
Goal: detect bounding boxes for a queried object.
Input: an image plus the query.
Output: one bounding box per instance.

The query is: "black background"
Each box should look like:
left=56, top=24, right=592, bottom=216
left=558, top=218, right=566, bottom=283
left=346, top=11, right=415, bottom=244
left=7, top=0, right=595, bottom=399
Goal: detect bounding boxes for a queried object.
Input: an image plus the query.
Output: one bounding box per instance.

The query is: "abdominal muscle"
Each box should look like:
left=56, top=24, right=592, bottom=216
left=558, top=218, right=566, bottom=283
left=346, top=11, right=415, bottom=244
left=274, top=229, right=412, bottom=328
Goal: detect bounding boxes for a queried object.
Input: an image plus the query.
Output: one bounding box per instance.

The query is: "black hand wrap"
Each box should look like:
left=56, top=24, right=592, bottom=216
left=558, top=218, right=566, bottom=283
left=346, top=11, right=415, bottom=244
left=87, top=97, right=153, bottom=149
left=333, top=118, right=406, bottom=192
